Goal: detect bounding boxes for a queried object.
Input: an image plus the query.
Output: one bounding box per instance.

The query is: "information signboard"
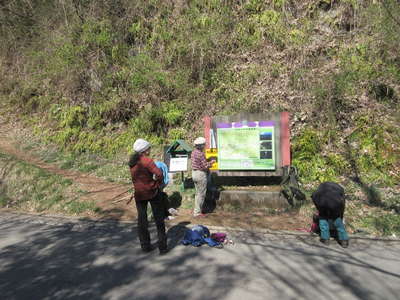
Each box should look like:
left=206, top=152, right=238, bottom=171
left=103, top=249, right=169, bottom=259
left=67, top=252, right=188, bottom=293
left=216, top=121, right=275, bottom=170
left=169, top=157, right=188, bottom=172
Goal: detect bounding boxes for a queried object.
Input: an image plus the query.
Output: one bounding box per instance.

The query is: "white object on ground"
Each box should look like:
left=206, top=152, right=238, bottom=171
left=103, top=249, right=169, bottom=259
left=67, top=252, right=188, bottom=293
left=168, top=208, right=178, bottom=216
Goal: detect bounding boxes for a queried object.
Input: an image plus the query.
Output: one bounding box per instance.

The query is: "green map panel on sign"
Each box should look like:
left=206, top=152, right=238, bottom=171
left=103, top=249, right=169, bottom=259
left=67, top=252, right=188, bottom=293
left=217, top=125, right=275, bottom=170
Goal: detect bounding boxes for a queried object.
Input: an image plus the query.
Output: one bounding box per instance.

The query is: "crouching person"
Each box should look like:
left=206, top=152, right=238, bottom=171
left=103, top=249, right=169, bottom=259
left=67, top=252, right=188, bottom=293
left=311, top=182, right=349, bottom=248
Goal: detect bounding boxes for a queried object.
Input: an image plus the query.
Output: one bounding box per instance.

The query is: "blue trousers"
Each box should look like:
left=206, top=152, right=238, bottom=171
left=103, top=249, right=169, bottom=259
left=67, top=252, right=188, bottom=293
left=319, top=218, right=349, bottom=241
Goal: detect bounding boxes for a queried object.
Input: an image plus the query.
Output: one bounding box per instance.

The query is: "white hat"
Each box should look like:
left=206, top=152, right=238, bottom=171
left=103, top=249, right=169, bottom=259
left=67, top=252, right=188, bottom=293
left=133, top=138, right=151, bottom=153
left=194, top=137, right=206, bottom=145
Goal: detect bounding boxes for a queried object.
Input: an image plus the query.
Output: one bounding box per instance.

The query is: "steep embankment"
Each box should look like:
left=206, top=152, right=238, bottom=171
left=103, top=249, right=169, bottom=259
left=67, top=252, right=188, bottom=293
left=0, top=0, right=399, bottom=186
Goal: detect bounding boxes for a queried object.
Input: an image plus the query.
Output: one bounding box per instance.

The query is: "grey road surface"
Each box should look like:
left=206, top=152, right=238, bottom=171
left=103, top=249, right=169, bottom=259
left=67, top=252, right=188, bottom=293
left=0, top=212, right=399, bottom=300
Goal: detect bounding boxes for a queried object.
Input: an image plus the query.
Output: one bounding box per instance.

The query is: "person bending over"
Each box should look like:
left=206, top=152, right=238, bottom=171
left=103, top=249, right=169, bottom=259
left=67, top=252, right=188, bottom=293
left=311, top=182, right=349, bottom=248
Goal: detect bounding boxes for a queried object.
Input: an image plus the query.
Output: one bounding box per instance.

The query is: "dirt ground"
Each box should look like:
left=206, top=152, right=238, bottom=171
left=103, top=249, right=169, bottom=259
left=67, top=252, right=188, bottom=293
left=0, top=119, right=311, bottom=231
left=166, top=209, right=310, bottom=231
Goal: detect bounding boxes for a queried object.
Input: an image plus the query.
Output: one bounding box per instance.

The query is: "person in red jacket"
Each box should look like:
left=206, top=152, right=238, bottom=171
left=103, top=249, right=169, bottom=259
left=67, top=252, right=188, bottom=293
left=128, top=138, right=168, bottom=255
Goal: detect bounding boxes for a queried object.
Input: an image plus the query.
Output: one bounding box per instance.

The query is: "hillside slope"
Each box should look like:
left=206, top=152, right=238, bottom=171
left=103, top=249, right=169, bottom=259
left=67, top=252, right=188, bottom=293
left=0, top=0, right=399, bottom=188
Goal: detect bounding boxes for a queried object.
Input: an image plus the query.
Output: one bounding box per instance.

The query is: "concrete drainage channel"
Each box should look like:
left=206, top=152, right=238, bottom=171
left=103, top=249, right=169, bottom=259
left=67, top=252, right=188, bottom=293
left=218, top=190, right=288, bottom=209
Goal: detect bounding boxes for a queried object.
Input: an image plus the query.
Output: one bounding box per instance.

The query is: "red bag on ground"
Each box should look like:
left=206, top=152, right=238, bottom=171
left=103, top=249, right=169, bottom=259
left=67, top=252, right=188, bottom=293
left=211, top=232, right=227, bottom=243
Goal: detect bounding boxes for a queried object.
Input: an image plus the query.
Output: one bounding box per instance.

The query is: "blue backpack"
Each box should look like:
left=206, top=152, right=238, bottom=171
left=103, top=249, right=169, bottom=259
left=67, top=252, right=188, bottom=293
left=181, top=225, right=221, bottom=247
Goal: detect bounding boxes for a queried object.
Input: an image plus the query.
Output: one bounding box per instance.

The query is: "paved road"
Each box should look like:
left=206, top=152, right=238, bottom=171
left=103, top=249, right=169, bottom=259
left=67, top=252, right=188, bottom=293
left=0, top=212, right=399, bottom=300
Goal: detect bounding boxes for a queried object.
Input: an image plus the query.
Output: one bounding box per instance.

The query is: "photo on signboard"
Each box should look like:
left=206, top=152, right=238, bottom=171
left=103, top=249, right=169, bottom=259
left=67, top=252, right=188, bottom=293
left=260, top=151, right=272, bottom=159
left=260, top=132, right=272, bottom=140
left=260, top=141, right=272, bottom=151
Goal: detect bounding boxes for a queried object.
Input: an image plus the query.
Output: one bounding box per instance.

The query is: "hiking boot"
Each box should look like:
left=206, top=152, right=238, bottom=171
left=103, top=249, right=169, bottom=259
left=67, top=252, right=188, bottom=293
left=339, top=240, right=349, bottom=248
left=141, top=245, right=155, bottom=253
left=320, top=238, right=330, bottom=246
left=159, top=248, right=169, bottom=255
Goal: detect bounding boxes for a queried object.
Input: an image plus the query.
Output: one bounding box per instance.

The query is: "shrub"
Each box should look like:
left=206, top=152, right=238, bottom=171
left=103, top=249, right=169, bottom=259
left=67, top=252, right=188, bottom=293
left=362, top=214, right=400, bottom=236
left=347, top=115, right=400, bottom=185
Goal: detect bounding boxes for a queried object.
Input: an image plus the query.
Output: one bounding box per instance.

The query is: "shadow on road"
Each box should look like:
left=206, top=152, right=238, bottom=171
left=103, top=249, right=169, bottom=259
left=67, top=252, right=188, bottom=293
left=0, top=213, right=399, bottom=300
left=231, top=232, right=400, bottom=300
left=0, top=215, right=244, bottom=300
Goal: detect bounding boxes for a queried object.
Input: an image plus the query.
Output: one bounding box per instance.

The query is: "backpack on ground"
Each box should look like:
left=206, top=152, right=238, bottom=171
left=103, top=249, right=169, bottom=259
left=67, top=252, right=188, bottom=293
left=181, top=225, right=222, bottom=248
left=280, top=165, right=306, bottom=206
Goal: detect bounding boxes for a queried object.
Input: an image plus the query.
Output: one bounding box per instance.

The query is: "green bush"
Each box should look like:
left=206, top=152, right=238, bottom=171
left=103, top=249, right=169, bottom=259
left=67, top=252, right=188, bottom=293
left=292, top=128, right=323, bottom=159
left=292, top=128, right=342, bottom=183
left=60, top=105, right=87, bottom=128
left=362, top=214, right=400, bottom=236
left=81, top=19, right=114, bottom=50
left=347, top=115, right=399, bottom=185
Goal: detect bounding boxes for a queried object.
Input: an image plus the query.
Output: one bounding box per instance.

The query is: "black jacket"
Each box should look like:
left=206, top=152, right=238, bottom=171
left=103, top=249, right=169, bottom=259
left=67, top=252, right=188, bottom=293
left=312, top=182, right=345, bottom=219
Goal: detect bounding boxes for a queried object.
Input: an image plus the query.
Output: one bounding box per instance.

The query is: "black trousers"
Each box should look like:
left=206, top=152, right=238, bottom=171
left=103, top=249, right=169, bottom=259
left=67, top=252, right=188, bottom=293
left=135, top=193, right=167, bottom=251
left=160, top=191, right=170, bottom=217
